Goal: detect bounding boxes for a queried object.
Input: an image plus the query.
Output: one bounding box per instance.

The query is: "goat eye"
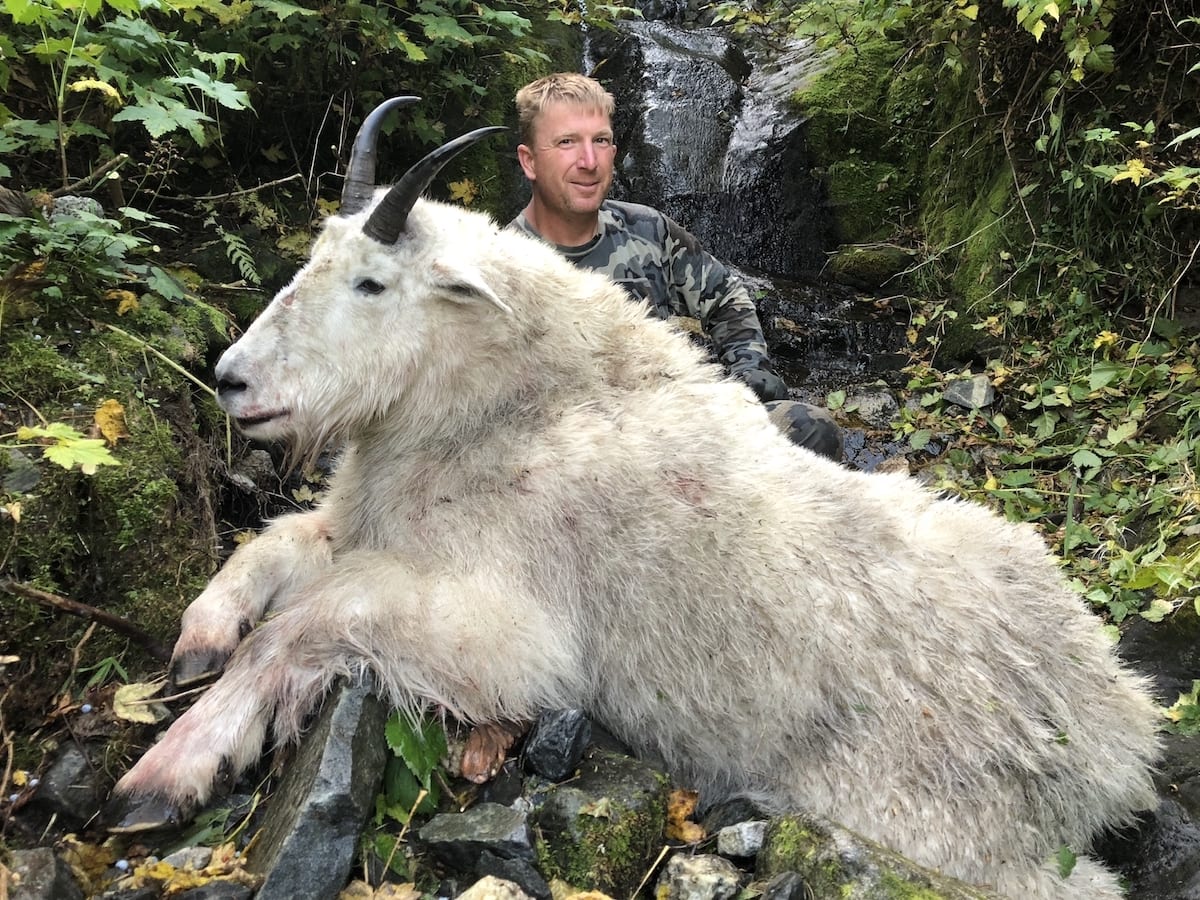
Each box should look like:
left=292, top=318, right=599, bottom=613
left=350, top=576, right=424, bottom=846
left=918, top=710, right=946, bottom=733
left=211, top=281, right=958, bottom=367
left=356, top=278, right=386, bottom=295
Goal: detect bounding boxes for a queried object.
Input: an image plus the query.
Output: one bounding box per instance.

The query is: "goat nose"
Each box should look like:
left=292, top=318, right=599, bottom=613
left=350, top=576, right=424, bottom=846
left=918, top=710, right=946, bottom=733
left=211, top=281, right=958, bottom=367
left=215, top=375, right=247, bottom=399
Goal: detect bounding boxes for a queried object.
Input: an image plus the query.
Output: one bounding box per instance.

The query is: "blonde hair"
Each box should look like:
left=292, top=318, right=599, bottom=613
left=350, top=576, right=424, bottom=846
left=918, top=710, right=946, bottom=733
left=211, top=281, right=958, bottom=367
left=515, top=73, right=615, bottom=145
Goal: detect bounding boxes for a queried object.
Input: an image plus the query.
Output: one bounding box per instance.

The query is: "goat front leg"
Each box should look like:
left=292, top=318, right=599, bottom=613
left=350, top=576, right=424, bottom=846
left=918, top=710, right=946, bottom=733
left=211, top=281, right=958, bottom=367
left=170, top=510, right=334, bottom=688
left=108, top=556, right=581, bottom=832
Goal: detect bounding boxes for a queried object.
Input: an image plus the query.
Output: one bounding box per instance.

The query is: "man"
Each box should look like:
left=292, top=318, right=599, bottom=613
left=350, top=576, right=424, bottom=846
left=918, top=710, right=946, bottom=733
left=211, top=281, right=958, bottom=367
left=508, top=71, right=842, bottom=461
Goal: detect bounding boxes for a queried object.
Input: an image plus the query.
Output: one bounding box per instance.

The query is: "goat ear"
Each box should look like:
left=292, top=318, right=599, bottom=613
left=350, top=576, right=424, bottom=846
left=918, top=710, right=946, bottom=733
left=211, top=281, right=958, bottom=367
left=433, top=261, right=514, bottom=316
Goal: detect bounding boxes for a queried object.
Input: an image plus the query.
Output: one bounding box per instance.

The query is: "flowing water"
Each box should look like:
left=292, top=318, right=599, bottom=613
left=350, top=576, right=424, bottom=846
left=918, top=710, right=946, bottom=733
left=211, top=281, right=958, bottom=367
left=588, top=18, right=909, bottom=467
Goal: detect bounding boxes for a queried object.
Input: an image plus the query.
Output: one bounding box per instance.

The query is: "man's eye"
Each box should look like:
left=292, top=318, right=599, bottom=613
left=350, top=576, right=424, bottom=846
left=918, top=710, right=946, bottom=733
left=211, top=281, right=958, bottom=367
left=356, top=278, right=386, bottom=294
left=596, top=137, right=612, bottom=146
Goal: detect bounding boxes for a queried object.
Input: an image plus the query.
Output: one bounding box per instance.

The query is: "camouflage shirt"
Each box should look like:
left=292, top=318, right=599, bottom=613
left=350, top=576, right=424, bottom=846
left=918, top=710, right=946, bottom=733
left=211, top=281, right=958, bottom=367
left=508, top=200, right=777, bottom=386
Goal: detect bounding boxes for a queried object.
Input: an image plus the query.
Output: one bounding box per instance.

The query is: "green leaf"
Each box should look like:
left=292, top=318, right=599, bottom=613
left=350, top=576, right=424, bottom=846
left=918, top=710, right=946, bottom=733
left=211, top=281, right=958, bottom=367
left=112, top=98, right=212, bottom=142
left=1070, top=448, right=1102, bottom=470
left=1056, top=833, right=1080, bottom=867
left=384, top=711, right=447, bottom=785
left=18, top=424, right=120, bottom=473
left=909, top=429, right=931, bottom=451
left=169, top=68, right=252, bottom=110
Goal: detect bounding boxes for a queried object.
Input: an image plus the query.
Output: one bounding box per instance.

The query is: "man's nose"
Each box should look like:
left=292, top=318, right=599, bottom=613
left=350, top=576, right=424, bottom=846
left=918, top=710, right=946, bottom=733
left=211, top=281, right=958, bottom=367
left=578, top=140, right=599, bottom=168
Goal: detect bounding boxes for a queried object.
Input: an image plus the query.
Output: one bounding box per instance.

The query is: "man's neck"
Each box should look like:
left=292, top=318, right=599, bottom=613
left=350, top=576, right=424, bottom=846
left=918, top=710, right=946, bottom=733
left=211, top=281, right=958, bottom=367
left=523, top=200, right=601, bottom=249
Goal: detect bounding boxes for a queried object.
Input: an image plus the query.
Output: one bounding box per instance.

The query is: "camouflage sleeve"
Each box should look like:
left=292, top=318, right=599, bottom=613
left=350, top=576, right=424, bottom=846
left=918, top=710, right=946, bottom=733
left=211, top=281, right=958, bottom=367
left=660, top=216, right=786, bottom=396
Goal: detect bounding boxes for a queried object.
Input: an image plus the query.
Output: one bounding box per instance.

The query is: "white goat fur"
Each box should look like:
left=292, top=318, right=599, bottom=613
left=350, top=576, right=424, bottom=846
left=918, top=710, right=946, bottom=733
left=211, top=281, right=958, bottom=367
left=116, top=195, right=1160, bottom=898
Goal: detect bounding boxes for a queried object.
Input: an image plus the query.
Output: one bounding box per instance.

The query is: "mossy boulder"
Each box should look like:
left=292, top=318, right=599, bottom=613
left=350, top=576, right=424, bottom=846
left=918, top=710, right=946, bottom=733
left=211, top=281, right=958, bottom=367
left=528, top=748, right=669, bottom=896
left=757, top=815, right=1000, bottom=899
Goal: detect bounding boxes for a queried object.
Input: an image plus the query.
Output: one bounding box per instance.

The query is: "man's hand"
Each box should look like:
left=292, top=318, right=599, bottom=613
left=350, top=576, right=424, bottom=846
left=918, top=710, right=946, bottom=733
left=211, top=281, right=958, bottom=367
left=741, top=367, right=790, bottom=403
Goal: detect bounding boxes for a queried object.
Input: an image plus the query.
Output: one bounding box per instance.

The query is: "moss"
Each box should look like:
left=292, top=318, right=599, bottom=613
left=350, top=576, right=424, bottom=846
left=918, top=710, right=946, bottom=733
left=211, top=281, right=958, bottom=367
left=530, top=750, right=669, bottom=896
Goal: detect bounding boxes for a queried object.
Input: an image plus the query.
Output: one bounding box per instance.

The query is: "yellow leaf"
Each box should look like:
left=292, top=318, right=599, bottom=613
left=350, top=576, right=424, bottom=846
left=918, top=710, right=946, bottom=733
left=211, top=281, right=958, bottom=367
left=1044, top=2, right=1060, bottom=19
left=68, top=78, right=122, bottom=107
left=12, top=770, right=29, bottom=787
left=448, top=178, right=478, bottom=206
left=113, top=680, right=171, bottom=724
left=104, top=288, right=140, bottom=315
left=665, top=788, right=706, bottom=843
left=95, top=398, right=130, bottom=446
left=1092, top=330, right=1119, bottom=349
left=959, top=3, right=978, bottom=19
left=983, top=473, right=998, bottom=491
left=1111, top=159, right=1152, bottom=186
left=3, top=501, right=20, bottom=523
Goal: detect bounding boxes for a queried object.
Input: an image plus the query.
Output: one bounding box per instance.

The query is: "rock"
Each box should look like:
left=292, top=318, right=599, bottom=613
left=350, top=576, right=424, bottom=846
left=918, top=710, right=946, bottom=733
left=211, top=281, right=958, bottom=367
left=6, top=847, right=85, bottom=900
left=477, top=851, right=552, bottom=900
left=760, top=871, right=809, bottom=900
left=757, top=814, right=1000, bottom=899
left=826, top=244, right=916, bottom=289
left=419, top=802, right=536, bottom=872
left=716, top=820, right=767, bottom=857
left=247, top=680, right=389, bottom=900
left=25, top=743, right=106, bottom=828
left=942, top=374, right=995, bottom=410
left=845, top=389, right=899, bottom=429
left=161, top=846, right=213, bottom=871
left=655, top=854, right=742, bottom=900
left=457, top=875, right=534, bottom=900
left=528, top=748, right=669, bottom=897
left=523, top=709, right=592, bottom=782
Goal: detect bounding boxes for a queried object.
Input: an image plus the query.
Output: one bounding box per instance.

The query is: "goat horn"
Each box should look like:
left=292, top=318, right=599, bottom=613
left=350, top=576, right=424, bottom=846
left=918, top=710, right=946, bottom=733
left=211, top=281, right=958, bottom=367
left=341, top=96, right=422, bottom=216
left=363, top=126, right=508, bottom=244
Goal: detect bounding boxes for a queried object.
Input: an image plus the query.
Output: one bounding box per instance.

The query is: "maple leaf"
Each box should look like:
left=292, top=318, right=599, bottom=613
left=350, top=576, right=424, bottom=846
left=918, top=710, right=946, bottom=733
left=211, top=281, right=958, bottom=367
left=18, top=424, right=120, bottom=474
left=448, top=178, right=478, bottom=206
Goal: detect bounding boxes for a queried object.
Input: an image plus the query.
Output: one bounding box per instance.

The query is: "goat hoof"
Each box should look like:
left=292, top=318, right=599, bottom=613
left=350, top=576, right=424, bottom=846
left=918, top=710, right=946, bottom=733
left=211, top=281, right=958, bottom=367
left=169, top=651, right=227, bottom=690
left=103, top=793, right=187, bottom=834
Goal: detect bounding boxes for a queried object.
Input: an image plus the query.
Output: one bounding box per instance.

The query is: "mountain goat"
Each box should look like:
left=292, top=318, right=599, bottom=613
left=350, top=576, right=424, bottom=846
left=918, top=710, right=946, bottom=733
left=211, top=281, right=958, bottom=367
left=108, top=97, right=1160, bottom=899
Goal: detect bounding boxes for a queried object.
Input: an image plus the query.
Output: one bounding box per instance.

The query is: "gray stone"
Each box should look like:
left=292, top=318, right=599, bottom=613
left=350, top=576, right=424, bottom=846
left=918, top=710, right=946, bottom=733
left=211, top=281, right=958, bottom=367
left=247, top=680, right=389, bottom=900
left=161, top=845, right=213, bottom=871
left=419, top=802, right=535, bottom=871
left=3, top=449, right=40, bottom=493
left=477, top=850, right=552, bottom=900
left=6, top=848, right=84, bottom=900
left=943, top=374, right=995, bottom=409
left=27, top=744, right=105, bottom=827
left=655, top=854, right=742, bottom=900
left=716, top=819, right=767, bottom=857
left=846, top=389, right=899, bottom=429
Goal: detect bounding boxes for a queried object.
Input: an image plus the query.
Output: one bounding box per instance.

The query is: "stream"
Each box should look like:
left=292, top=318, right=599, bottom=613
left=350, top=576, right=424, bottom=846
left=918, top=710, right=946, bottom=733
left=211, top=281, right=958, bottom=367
left=585, top=17, right=911, bottom=469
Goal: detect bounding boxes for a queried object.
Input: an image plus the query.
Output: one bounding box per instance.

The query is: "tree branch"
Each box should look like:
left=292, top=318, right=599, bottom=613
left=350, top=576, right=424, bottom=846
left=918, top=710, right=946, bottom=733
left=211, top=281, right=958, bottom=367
left=0, top=579, right=172, bottom=662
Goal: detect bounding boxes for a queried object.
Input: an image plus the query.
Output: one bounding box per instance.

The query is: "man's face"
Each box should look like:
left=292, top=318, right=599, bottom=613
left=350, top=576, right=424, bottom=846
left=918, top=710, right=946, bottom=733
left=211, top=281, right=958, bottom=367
left=518, top=101, right=616, bottom=218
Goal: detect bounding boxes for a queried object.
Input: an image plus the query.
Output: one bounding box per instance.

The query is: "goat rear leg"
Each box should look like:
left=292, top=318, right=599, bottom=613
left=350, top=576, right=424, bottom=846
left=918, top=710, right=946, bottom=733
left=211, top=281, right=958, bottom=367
left=170, top=510, right=333, bottom=688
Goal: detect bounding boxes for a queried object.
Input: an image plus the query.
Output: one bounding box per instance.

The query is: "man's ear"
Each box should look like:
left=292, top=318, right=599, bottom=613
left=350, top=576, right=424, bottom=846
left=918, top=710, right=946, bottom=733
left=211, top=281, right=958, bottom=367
left=517, top=143, right=536, bottom=181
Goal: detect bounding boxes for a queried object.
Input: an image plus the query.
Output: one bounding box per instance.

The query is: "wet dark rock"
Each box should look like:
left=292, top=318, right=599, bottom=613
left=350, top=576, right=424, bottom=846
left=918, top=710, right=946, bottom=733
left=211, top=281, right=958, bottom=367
left=6, top=847, right=85, bottom=900
left=26, top=742, right=106, bottom=829
left=528, top=747, right=669, bottom=897
left=656, top=853, right=742, bottom=900
left=98, top=886, right=161, bottom=900
left=476, top=850, right=552, bottom=900
left=522, top=709, right=592, bottom=782
left=418, top=802, right=536, bottom=872
left=247, top=680, right=388, bottom=900
left=761, top=871, right=809, bottom=900
left=1098, top=732, right=1200, bottom=898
